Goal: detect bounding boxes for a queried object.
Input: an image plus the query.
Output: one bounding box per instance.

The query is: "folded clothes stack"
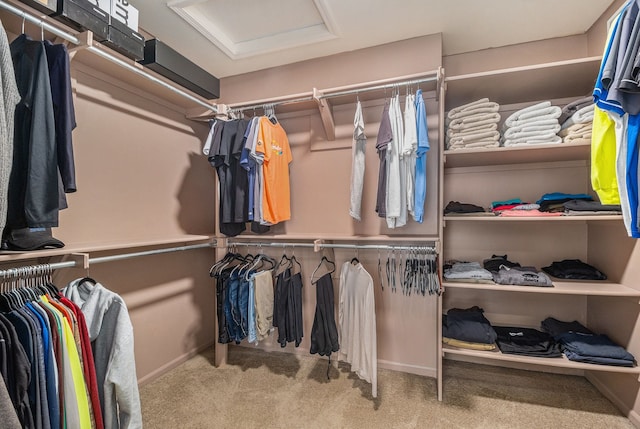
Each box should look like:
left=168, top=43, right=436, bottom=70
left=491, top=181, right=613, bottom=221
left=443, top=261, right=494, bottom=283
left=502, top=101, right=562, bottom=147
left=446, top=98, right=501, bottom=150
left=442, top=306, right=497, bottom=350
left=559, top=101, right=594, bottom=143
left=542, top=259, right=607, bottom=280
left=563, top=199, right=622, bottom=216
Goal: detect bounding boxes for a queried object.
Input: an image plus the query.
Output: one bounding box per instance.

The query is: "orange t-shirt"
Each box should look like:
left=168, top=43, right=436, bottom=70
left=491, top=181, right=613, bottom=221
left=256, top=117, right=292, bottom=224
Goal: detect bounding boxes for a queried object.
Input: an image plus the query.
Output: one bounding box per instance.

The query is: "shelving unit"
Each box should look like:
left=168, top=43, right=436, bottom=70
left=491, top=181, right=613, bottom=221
left=440, top=50, right=637, bottom=390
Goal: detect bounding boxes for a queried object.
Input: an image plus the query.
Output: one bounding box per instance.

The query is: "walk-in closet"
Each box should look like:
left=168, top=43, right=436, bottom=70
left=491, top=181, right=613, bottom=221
left=0, top=0, right=639, bottom=428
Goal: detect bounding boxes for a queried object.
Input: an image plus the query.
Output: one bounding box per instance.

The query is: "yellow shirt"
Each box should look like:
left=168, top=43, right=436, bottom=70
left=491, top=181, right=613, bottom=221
left=42, top=296, right=92, bottom=429
left=591, top=106, right=620, bottom=204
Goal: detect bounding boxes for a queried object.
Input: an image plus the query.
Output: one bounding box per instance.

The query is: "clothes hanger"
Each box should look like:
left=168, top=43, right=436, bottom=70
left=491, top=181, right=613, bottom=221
left=377, top=248, right=384, bottom=291
left=310, top=255, right=335, bottom=284
left=350, top=247, right=359, bottom=265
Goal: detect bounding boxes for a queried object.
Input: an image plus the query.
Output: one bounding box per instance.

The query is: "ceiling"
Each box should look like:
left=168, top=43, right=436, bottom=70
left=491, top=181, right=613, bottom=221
left=132, top=0, right=616, bottom=79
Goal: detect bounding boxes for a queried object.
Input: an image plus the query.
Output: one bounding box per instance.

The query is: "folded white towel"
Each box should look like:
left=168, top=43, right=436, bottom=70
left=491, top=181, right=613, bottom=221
left=448, top=98, right=491, bottom=118
left=503, top=136, right=562, bottom=146
left=449, top=140, right=500, bottom=150
left=503, top=118, right=560, bottom=133
left=504, top=129, right=561, bottom=142
left=447, top=123, right=498, bottom=139
left=558, top=122, right=592, bottom=138
left=448, top=103, right=500, bottom=120
left=504, top=124, right=561, bottom=140
left=449, top=130, right=501, bottom=146
left=564, top=133, right=592, bottom=143
left=504, top=102, right=562, bottom=128
left=449, top=112, right=501, bottom=130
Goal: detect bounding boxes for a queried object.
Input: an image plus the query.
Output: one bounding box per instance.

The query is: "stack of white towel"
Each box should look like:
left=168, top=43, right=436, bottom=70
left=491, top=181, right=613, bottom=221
left=502, top=101, right=562, bottom=147
left=559, top=103, right=594, bottom=143
left=446, top=98, right=501, bottom=150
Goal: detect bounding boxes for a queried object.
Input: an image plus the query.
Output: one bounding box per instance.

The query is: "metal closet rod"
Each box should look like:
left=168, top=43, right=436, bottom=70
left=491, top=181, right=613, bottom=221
left=227, top=241, right=436, bottom=252
left=0, top=0, right=217, bottom=112
left=0, top=241, right=215, bottom=277
left=226, top=74, right=438, bottom=113
left=317, top=75, right=438, bottom=100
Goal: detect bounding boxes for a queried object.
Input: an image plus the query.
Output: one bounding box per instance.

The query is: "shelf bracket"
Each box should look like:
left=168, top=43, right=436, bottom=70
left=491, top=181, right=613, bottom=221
left=313, top=88, right=336, bottom=141
left=313, top=239, right=325, bottom=252
left=67, top=31, right=92, bottom=61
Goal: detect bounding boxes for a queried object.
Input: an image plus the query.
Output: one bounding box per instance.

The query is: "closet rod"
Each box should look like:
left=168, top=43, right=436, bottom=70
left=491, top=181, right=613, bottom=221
left=227, top=95, right=315, bottom=113
left=0, top=0, right=218, bottom=112
left=318, top=75, right=438, bottom=100
left=227, top=241, right=436, bottom=252
left=0, top=241, right=215, bottom=277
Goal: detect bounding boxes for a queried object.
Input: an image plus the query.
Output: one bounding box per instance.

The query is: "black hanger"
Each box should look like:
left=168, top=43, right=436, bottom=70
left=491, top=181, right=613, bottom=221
left=311, top=256, right=335, bottom=284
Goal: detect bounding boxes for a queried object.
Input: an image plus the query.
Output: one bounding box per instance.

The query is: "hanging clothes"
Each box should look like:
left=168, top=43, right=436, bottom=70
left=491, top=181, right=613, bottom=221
left=7, top=34, right=58, bottom=230
left=0, top=21, right=20, bottom=240
left=349, top=100, right=367, bottom=221
left=403, top=93, right=417, bottom=218
left=0, top=374, right=21, bottom=429
left=63, top=279, right=142, bottom=429
left=309, top=272, right=339, bottom=358
left=0, top=280, right=104, bottom=429
left=592, top=1, right=640, bottom=238
left=255, top=116, right=293, bottom=225
left=273, top=258, right=304, bottom=348
left=386, top=94, right=404, bottom=228
left=338, top=260, right=377, bottom=398
left=375, top=101, right=393, bottom=218
left=413, top=89, right=430, bottom=223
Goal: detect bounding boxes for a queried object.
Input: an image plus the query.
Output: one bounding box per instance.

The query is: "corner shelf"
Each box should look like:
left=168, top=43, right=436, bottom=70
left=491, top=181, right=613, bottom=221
left=443, top=345, right=640, bottom=374
left=443, top=280, right=640, bottom=297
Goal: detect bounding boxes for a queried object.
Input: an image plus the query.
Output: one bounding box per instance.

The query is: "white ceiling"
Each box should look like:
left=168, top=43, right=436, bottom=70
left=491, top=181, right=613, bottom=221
left=132, top=0, right=615, bottom=79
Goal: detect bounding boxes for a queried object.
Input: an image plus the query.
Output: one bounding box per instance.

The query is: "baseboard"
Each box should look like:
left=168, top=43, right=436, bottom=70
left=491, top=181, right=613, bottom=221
left=137, top=341, right=216, bottom=387
left=586, top=373, right=639, bottom=428
left=377, top=359, right=437, bottom=378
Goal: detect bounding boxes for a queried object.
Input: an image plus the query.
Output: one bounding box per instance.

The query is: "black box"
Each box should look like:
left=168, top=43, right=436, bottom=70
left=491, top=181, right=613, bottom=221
left=53, top=0, right=109, bottom=40
left=138, top=39, right=219, bottom=99
left=18, top=0, right=57, bottom=15
left=96, top=19, right=144, bottom=61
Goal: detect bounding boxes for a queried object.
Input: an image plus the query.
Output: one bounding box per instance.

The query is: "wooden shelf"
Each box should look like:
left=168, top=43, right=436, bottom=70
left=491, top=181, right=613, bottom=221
left=443, top=280, right=640, bottom=297
left=444, top=215, right=622, bottom=222
left=443, top=345, right=640, bottom=374
left=230, top=233, right=440, bottom=243
left=0, top=234, right=215, bottom=263
left=445, top=56, right=601, bottom=108
left=444, top=141, right=591, bottom=168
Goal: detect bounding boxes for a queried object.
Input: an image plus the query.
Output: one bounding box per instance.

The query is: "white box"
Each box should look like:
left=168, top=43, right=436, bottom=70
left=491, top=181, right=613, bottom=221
left=110, top=0, right=139, bottom=31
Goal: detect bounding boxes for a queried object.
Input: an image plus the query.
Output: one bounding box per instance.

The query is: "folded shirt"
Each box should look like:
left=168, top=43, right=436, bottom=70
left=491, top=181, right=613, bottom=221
left=494, top=326, right=562, bottom=358
left=556, top=332, right=635, bottom=362
left=542, top=259, right=607, bottom=281
left=560, top=104, right=595, bottom=130
left=492, top=266, right=553, bottom=287
left=443, top=306, right=497, bottom=344
left=491, top=198, right=522, bottom=208
left=444, top=201, right=486, bottom=214
left=483, top=254, right=521, bottom=273
left=444, top=262, right=494, bottom=281
left=540, top=317, right=593, bottom=337
left=563, top=199, right=621, bottom=212
left=499, top=209, right=563, bottom=217
left=442, top=337, right=496, bottom=351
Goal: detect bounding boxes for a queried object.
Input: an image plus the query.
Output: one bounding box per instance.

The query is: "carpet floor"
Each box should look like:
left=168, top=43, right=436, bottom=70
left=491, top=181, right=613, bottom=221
left=140, top=346, right=634, bottom=429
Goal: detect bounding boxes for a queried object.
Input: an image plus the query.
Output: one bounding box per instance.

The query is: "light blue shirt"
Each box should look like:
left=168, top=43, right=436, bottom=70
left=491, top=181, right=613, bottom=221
left=413, top=89, right=430, bottom=223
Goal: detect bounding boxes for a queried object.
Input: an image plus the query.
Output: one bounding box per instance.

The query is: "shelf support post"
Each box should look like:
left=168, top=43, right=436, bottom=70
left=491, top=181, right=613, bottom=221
left=313, top=88, right=336, bottom=141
